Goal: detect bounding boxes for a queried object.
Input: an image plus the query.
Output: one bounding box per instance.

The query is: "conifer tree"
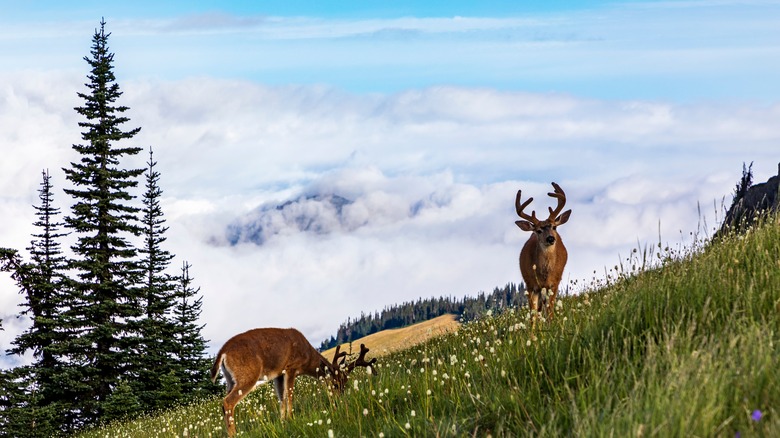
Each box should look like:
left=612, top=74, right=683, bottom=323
left=61, top=19, right=145, bottom=423
left=173, top=261, right=215, bottom=399
left=15, top=170, right=70, bottom=435
left=102, top=379, right=142, bottom=421
left=135, top=146, right=179, bottom=410
left=10, top=170, right=69, bottom=371
left=0, top=366, right=32, bottom=437
left=0, top=170, right=70, bottom=435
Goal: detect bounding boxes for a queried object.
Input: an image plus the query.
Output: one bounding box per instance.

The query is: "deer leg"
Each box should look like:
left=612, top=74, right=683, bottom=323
left=528, top=290, right=541, bottom=332
left=284, top=372, right=297, bottom=418
left=546, top=289, right=558, bottom=320
left=528, top=290, right=542, bottom=315
left=273, top=376, right=286, bottom=419
left=222, top=398, right=237, bottom=438
left=223, top=379, right=257, bottom=437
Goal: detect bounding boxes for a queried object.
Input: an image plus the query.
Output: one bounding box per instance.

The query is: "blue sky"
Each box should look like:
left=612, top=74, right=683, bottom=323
left=1, top=1, right=779, bottom=367
left=4, top=1, right=608, bottom=19
left=3, top=1, right=779, bottom=99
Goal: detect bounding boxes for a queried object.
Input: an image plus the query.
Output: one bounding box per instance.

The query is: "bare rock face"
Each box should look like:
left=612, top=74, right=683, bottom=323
left=721, top=162, right=780, bottom=233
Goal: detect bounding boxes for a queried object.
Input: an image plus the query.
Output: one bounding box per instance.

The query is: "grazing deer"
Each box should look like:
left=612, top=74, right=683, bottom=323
left=211, top=328, right=376, bottom=437
left=515, top=182, right=572, bottom=321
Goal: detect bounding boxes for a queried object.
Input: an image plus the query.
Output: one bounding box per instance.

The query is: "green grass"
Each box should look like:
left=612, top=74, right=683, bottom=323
left=78, top=215, right=780, bottom=437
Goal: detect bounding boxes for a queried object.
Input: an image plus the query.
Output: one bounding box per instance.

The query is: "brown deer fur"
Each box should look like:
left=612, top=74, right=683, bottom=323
left=515, top=182, right=572, bottom=320
left=211, top=327, right=375, bottom=436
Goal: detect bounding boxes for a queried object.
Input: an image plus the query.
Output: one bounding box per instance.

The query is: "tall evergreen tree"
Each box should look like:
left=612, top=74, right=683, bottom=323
left=135, top=146, right=179, bottom=411
left=10, top=170, right=69, bottom=368
left=0, top=170, right=70, bottom=436
left=173, top=261, right=215, bottom=399
left=13, top=170, right=70, bottom=436
left=61, top=19, right=145, bottom=423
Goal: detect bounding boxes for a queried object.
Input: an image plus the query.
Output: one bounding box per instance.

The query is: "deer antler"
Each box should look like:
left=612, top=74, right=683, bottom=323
left=346, top=344, right=377, bottom=374
left=515, top=190, right=540, bottom=226
left=546, top=182, right=567, bottom=221
left=331, top=345, right=348, bottom=370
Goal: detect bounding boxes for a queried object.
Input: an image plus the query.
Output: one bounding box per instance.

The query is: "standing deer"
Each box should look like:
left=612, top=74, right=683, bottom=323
left=211, top=328, right=376, bottom=437
left=515, top=182, right=572, bottom=321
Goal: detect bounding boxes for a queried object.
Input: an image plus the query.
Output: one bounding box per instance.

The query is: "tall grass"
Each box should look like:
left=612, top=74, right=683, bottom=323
left=78, top=215, right=780, bottom=437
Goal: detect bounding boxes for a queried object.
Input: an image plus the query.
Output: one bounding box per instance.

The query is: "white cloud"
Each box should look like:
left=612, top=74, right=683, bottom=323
left=0, top=74, right=777, bottom=369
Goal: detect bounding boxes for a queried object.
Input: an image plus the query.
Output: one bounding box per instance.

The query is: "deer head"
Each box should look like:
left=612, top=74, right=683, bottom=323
left=515, top=182, right=571, bottom=248
left=330, top=343, right=378, bottom=392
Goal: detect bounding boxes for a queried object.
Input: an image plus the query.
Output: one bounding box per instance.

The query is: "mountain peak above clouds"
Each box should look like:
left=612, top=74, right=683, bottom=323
left=226, top=193, right=354, bottom=245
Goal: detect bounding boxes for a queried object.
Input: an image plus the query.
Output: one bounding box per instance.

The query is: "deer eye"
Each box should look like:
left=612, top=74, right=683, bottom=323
left=535, top=230, right=542, bottom=234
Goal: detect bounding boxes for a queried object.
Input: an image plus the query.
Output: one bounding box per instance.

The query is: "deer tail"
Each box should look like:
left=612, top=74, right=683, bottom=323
left=211, top=352, right=224, bottom=383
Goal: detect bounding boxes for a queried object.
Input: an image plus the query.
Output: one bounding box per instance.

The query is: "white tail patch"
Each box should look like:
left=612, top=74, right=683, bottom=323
left=222, top=357, right=235, bottom=382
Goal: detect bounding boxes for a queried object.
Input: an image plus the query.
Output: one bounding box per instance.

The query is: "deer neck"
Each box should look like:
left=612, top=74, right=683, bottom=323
left=535, top=239, right=560, bottom=275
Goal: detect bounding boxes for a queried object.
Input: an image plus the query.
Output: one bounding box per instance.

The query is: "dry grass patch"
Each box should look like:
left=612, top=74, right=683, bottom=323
left=322, top=313, right=460, bottom=360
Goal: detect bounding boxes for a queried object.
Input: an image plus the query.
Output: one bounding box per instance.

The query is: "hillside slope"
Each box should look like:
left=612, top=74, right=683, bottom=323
left=321, top=313, right=460, bottom=360
left=78, top=216, right=780, bottom=437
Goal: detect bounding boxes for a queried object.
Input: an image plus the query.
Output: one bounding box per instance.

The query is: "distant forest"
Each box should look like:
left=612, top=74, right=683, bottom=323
left=319, top=282, right=526, bottom=350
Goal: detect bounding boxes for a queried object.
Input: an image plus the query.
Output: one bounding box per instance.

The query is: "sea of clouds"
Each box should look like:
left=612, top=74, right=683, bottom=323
left=1, top=73, right=778, bottom=367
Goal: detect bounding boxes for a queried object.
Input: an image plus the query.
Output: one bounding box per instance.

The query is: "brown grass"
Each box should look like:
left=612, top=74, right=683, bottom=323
left=321, top=313, right=460, bottom=361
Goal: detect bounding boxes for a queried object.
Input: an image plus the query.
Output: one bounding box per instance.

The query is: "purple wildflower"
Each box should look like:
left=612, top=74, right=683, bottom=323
left=751, top=410, right=762, bottom=422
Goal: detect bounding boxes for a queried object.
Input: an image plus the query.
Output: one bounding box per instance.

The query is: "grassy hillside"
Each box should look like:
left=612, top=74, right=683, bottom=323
left=78, top=215, right=780, bottom=437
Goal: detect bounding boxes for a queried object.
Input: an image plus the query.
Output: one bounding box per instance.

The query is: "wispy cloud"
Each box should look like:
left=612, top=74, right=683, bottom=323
left=162, top=12, right=270, bottom=32
left=119, top=15, right=547, bottom=39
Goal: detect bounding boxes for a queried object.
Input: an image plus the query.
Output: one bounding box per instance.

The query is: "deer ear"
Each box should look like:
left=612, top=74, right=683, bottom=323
left=556, top=209, right=572, bottom=226
left=516, top=220, right=534, bottom=231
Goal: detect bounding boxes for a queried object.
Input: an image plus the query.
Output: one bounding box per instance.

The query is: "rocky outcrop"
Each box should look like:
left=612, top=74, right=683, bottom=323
left=721, top=162, right=780, bottom=233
